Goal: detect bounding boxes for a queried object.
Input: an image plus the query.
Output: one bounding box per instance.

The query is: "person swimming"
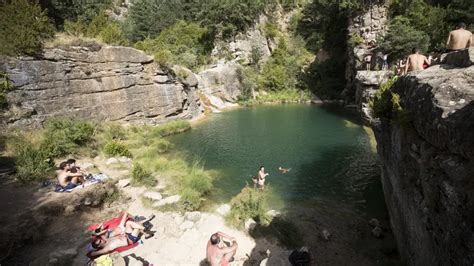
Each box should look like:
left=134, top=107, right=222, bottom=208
left=278, top=166, right=291, bottom=173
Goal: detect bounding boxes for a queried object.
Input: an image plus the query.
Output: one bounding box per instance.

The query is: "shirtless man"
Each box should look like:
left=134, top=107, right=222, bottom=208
left=57, top=161, right=84, bottom=190
left=446, top=22, right=472, bottom=51
left=278, top=166, right=291, bottom=173
left=404, top=48, right=431, bottom=73
left=206, top=232, right=238, bottom=266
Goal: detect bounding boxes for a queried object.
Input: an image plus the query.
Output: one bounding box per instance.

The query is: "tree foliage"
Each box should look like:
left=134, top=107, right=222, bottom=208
left=0, top=0, right=55, bottom=56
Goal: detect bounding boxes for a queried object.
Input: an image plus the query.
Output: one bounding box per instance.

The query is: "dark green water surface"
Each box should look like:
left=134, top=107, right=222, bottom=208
left=170, top=104, right=386, bottom=218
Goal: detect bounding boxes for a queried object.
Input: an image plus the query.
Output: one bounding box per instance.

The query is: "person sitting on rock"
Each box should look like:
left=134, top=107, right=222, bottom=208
left=404, top=48, right=431, bottom=73
left=57, top=161, right=85, bottom=190
left=446, top=22, right=472, bottom=51
left=66, top=158, right=91, bottom=179
left=206, top=231, right=238, bottom=266
left=278, top=166, right=291, bottom=173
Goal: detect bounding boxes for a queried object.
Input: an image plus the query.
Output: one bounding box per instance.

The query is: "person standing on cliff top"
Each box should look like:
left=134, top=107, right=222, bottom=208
left=404, top=48, right=431, bottom=73
left=446, top=22, right=472, bottom=51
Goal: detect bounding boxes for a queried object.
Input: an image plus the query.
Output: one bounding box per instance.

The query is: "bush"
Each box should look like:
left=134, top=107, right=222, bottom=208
left=103, top=141, right=132, bottom=157
left=131, top=163, right=156, bottom=187
left=98, top=22, right=127, bottom=45
left=41, top=117, right=95, bottom=158
left=179, top=162, right=213, bottom=211
left=0, top=0, right=55, bottom=56
left=349, top=33, right=364, bottom=46
left=370, top=77, right=402, bottom=120
left=9, top=137, right=53, bottom=183
left=0, top=73, right=13, bottom=109
left=134, top=21, right=208, bottom=69
left=379, top=16, right=430, bottom=60
left=226, top=187, right=271, bottom=229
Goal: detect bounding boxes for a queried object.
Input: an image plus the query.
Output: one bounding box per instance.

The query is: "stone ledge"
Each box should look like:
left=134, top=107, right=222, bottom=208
left=440, top=47, right=474, bottom=68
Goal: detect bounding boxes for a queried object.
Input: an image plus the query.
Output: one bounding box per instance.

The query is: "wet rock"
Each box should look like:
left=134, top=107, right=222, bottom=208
left=143, top=191, right=163, bottom=201
left=118, top=178, right=131, bottom=188
left=153, top=195, right=181, bottom=207
left=245, top=218, right=257, bottom=232
left=369, top=218, right=380, bottom=228
left=216, top=204, right=231, bottom=216
left=322, top=229, right=331, bottom=241
left=185, top=211, right=201, bottom=222
left=106, top=158, right=119, bottom=165
left=372, top=226, right=383, bottom=238
left=180, top=220, right=194, bottom=231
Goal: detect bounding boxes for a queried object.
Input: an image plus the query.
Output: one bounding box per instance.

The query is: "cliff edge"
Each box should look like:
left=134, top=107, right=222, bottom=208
left=373, top=48, right=474, bottom=265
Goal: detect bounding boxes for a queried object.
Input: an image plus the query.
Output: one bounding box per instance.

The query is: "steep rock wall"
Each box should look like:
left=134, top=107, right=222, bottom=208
left=0, top=46, right=202, bottom=128
left=373, top=49, right=474, bottom=265
left=344, top=3, right=388, bottom=103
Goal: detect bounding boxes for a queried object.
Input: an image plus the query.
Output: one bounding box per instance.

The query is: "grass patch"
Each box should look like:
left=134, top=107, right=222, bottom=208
left=131, top=163, right=156, bottom=187
left=240, top=89, right=312, bottom=105
left=103, top=140, right=132, bottom=157
left=152, top=120, right=191, bottom=137
left=226, top=187, right=271, bottom=229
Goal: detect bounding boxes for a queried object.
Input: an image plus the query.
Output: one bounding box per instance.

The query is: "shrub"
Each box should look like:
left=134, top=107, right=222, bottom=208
left=0, top=73, right=13, bottom=109
left=226, top=187, right=271, bottom=229
left=103, top=141, right=132, bottom=157
left=0, top=0, right=55, bottom=56
left=10, top=137, right=53, bottom=183
left=179, top=162, right=213, bottom=211
left=370, top=77, right=402, bottom=120
left=131, top=163, right=156, bottom=187
left=41, top=117, right=95, bottom=158
left=262, top=22, right=279, bottom=40
left=349, top=33, right=364, bottom=46
left=379, top=16, right=430, bottom=60
left=98, top=22, right=127, bottom=45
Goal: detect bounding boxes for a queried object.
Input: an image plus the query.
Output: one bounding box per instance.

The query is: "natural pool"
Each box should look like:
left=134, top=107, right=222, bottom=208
left=170, top=104, right=387, bottom=220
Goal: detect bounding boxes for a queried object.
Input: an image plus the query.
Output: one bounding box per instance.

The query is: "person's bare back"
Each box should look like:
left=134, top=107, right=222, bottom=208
left=447, top=28, right=472, bottom=50
left=206, top=232, right=238, bottom=266
left=405, top=50, right=430, bottom=73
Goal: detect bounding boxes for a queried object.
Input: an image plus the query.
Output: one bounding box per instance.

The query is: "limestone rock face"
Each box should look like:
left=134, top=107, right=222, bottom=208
left=372, top=51, right=474, bottom=265
left=354, top=70, right=391, bottom=123
left=0, top=45, right=202, bottom=128
left=344, top=3, right=388, bottom=103
left=198, top=62, right=242, bottom=101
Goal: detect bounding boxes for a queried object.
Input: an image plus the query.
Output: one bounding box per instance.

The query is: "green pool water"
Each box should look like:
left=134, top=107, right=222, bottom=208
left=169, top=104, right=387, bottom=218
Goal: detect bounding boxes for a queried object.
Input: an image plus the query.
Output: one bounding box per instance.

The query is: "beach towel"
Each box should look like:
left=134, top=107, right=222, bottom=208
left=55, top=179, right=100, bottom=193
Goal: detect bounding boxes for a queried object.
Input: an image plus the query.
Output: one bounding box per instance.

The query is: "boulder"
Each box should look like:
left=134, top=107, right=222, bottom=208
left=172, top=65, right=199, bottom=87
left=80, top=162, right=95, bottom=170
left=179, top=221, right=194, bottom=231
left=118, top=156, right=132, bottom=163
left=143, top=191, right=163, bottom=201
left=106, top=158, right=119, bottom=165
left=244, top=218, right=257, bottom=232
left=439, top=47, right=474, bottom=68
left=153, top=195, right=181, bottom=207
left=118, top=178, right=131, bottom=188
left=216, top=204, right=231, bottom=216
left=185, top=211, right=201, bottom=222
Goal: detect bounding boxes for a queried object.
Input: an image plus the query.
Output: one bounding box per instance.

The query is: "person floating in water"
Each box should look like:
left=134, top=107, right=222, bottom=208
left=257, top=166, right=269, bottom=191
left=278, top=166, right=291, bottom=173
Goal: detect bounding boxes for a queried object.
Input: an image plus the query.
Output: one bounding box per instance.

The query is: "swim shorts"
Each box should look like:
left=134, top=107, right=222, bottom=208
left=64, top=182, right=78, bottom=190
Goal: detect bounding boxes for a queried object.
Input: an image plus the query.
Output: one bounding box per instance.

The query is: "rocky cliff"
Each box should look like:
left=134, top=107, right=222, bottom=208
left=0, top=45, right=202, bottom=128
left=372, top=49, right=474, bottom=265
left=343, top=3, right=388, bottom=103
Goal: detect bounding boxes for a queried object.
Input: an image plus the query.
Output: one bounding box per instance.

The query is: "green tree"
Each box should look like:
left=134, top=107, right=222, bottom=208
left=0, top=0, right=55, bottom=56
left=379, top=16, right=430, bottom=60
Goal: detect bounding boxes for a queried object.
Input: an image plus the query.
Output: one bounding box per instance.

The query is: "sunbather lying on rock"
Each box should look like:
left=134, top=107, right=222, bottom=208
left=88, top=211, right=155, bottom=259
left=57, top=161, right=85, bottom=190
left=94, top=210, right=155, bottom=240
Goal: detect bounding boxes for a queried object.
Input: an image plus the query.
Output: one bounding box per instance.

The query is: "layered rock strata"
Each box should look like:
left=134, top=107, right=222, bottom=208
left=373, top=48, right=474, bottom=265
left=0, top=46, right=202, bottom=128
